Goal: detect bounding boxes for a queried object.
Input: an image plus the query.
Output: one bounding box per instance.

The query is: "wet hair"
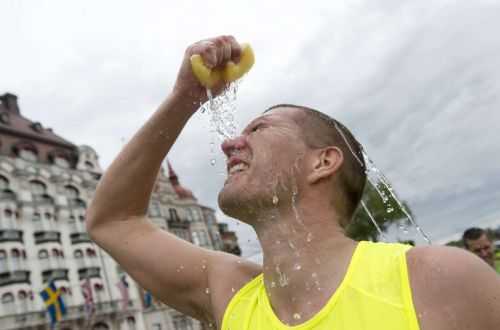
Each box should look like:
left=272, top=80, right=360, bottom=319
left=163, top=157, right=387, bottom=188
left=462, top=227, right=488, bottom=249
left=265, top=104, right=367, bottom=225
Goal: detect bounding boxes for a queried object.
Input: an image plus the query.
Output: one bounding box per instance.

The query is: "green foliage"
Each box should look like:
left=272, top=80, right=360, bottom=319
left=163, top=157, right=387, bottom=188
left=346, top=180, right=411, bottom=242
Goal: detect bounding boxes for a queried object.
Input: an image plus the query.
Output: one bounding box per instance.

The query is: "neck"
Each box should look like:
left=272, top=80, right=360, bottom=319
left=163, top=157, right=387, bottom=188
left=251, top=199, right=357, bottom=325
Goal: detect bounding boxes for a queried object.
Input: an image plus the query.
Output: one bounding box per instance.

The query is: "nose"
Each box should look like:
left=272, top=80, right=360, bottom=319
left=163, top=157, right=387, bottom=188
left=221, top=135, right=248, bottom=157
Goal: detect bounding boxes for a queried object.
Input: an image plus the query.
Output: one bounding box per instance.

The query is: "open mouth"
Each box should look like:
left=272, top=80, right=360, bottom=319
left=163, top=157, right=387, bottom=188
left=228, top=162, right=249, bottom=176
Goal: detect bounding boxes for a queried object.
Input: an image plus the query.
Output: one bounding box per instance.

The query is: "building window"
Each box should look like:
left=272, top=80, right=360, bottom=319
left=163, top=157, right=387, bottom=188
left=0, top=176, right=8, bottom=190
left=1, top=293, right=14, bottom=303
left=173, top=316, right=194, bottom=330
left=169, top=208, right=179, bottom=221
left=30, top=180, right=47, bottom=195
left=64, top=185, right=79, bottom=199
left=19, top=149, right=38, bottom=162
left=32, top=212, right=41, bottom=222
left=38, top=249, right=48, bottom=259
left=74, top=250, right=83, bottom=259
left=192, top=232, right=200, bottom=246
left=4, top=208, right=13, bottom=218
left=86, top=248, right=96, bottom=258
left=2, top=292, right=15, bottom=314
left=54, top=157, right=70, bottom=168
left=0, top=250, right=6, bottom=259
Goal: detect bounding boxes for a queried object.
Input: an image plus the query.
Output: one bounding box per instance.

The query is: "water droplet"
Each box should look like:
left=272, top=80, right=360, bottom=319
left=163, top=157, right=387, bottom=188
left=272, top=195, right=279, bottom=205
left=293, top=313, right=301, bottom=320
left=306, top=232, right=313, bottom=242
left=293, top=264, right=302, bottom=271
left=202, top=264, right=207, bottom=270
left=210, top=159, right=216, bottom=166
left=231, top=287, right=236, bottom=293
left=205, top=288, right=211, bottom=294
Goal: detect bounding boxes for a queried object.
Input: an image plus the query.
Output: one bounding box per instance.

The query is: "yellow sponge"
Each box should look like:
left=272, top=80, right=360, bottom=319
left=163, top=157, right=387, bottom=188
left=190, top=43, right=255, bottom=89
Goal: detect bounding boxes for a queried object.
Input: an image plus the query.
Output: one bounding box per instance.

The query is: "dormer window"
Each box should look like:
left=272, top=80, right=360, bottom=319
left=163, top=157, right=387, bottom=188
left=30, top=122, right=43, bottom=133
left=0, top=112, right=10, bottom=125
left=54, top=157, right=70, bottom=168
left=19, top=149, right=37, bottom=162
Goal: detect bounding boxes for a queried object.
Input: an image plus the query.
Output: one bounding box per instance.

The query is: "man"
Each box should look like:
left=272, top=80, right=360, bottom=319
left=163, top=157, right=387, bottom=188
left=87, top=36, right=500, bottom=329
left=463, top=227, right=500, bottom=273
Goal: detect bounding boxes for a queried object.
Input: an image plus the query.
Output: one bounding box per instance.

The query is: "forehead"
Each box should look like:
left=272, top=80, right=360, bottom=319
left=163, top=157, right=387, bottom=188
left=246, top=107, right=304, bottom=127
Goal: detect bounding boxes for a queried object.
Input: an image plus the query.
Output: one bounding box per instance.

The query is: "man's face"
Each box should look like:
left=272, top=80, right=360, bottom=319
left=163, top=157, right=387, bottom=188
left=466, top=234, right=495, bottom=267
left=218, top=107, right=309, bottom=220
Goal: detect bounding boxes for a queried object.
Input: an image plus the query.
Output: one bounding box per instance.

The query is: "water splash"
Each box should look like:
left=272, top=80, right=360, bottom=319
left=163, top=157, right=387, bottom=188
left=201, top=82, right=240, bottom=141
left=333, top=121, right=432, bottom=244
left=361, top=200, right=387, bottom=242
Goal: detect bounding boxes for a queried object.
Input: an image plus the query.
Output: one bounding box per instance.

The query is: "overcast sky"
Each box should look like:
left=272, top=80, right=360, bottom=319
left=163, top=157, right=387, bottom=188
left=1, top=0, right=500, bottom=259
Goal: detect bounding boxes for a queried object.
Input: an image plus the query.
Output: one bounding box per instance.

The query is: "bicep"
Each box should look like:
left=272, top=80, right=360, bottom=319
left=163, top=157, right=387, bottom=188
left=89, top=217, right=214, bottom=321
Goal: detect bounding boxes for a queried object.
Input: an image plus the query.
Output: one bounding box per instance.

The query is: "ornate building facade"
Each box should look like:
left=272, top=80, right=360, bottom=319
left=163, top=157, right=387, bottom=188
left=0, top=93, right=240, bottom=330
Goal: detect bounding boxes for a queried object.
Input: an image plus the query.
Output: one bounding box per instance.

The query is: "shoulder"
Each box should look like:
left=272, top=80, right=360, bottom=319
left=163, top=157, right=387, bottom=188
left=406, top=246, right=500, bottom=329
left=207, top=251, right=262, bottom=325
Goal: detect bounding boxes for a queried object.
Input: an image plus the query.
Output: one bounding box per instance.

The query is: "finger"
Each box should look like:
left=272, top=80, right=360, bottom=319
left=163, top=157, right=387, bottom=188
left=224, top=35, right=241, bottom=62
left=212, top=37, right=228, bottom=67
left=193, top=40, right=217, bottom=69
left=220, top=37, right=232, bottom=64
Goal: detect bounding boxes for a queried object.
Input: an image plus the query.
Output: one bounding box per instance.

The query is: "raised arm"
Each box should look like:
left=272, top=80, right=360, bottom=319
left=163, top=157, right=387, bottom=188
left=86, top=36, right=260, bottom=324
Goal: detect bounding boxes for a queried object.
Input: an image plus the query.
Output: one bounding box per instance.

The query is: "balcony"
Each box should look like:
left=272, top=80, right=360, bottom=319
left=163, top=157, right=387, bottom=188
left=39, top=257, right=66, bottom=272
left=75, top=257, right=100, bottom=269
left=42, top=269, right=69, bottom=283
left=0, top=270, right=30, bottom=287
left=0, top=258, right=28, bottom=273
left=34, top=231, right=61, bottom=244
left=0, top=189, right=16, bottom=201
left=70, top=232, right=92, bottom=244
left=0, top=230, right=23, bottom=243
left=78, top=267, right=100, bottom=280
left=0, top=218, right=18, bottom=230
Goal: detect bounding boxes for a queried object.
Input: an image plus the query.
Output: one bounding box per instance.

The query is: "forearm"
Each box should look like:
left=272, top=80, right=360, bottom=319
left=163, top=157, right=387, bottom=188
left=87, top=91, right=198, bottom=228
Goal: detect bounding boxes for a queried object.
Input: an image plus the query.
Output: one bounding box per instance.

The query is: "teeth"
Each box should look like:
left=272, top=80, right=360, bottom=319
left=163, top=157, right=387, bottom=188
left=229, top=163, right=248, bottom=175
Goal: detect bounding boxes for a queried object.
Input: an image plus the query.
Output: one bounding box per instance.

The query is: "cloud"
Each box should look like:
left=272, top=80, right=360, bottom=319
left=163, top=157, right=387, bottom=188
left=1, top=0, right=500, bottom=257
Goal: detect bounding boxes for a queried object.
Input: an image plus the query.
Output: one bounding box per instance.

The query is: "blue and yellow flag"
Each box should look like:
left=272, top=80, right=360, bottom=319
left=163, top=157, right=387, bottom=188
left=39, top=281, right=67, bottom=325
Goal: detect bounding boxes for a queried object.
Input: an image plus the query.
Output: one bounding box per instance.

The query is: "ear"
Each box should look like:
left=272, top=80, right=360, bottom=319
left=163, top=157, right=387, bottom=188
left=306, top=147, right=343, bottom=184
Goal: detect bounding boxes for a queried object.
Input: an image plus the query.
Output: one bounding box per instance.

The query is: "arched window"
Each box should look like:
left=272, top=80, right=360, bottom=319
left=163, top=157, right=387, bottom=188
left=74, top=250, right=83, bottom=259
left=54, top=157, right=70, bottom=168
left=4, top=208, right=13, bottom=218
left=32, top=212, right=41, bottom=222
left=44, top=212, right=52, bottom=220
left=92, top=322, right=110, bottom=330
left=64, top=185, right=79, bottom=199
left=2, top=293, right=14, bottom=304
left=30, top=180, right=46, bottom=195
left=85, top=161, right=95, bottom=171
left=86, top=248, right=96, bottom=257
left=0, top=176, right=8, bottom=190
left=11, top=249, right=20, bottom=259
left=0, top=250, right=6, bottom=259
left=52, top=248, right=59, bottom=257
left=17, top=291, right=27, bottom=300
left=38, top=249, right=48, bottom=259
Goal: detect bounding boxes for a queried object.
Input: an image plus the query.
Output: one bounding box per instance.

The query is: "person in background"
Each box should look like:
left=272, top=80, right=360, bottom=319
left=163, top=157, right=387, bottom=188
left=463, top=227, right=500, bottom=273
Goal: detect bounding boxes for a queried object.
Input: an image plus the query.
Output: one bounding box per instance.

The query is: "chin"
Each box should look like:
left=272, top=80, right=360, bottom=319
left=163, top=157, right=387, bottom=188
left=217, top=184, right=263, bottom=223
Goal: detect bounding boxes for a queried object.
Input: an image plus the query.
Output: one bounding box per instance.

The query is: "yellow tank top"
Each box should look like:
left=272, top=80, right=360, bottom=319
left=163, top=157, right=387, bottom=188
left=221, top=241, right=420, bottom=330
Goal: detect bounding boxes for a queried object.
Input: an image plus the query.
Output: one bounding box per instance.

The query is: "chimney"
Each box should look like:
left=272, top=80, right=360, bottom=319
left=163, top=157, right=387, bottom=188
left=0, top=93, right=20, bottom=115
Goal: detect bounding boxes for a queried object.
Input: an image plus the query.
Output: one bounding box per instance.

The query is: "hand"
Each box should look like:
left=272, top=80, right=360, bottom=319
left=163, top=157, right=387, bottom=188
left=173, top=35, right=242, bottom=106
